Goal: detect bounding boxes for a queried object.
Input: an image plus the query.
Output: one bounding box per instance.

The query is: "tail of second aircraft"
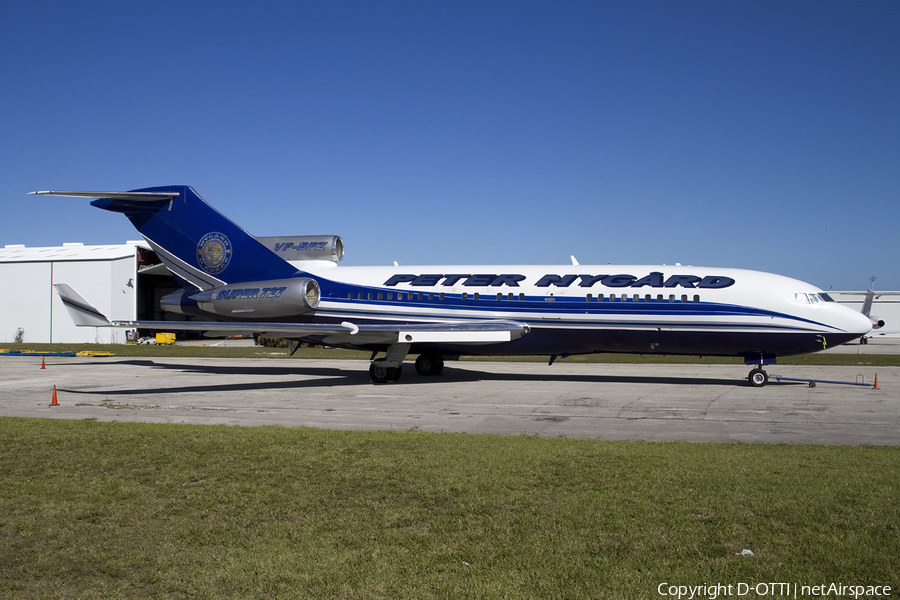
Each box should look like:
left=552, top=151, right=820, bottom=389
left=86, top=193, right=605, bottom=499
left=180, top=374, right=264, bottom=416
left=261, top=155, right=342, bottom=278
left=35, top=186, right=300, bottom=291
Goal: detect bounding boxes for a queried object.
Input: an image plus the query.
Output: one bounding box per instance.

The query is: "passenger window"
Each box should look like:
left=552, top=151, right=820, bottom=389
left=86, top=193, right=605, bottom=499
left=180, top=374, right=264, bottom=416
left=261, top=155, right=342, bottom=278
left=645, top=294, right=651, bottom=301
left=474, top=293, right=480, bottom=300
left=693, top=295, right=700, bottom=303
left=368, top=292, right=373, bottom=300
left=440, top=292, right=445, bottom=300
left=598, top=294, right=605, bottom=301
left=508, top=293, right=514, bottom=301
left=462, top=292, right=468, bottom=300
left=518, top=293, right=525, bottom=301
left=497, top=293, right=502, bottom=301
left=681, top=294, right=688, bottom=302
left=634, top=294, right=640, bottom=301
left=377, top=292, right=383, bottom=300
left=387, top=292, right=393, bottom=300
left=669, top=294, right=675, bottom=302
left=657, top=294, right=663, bottom=302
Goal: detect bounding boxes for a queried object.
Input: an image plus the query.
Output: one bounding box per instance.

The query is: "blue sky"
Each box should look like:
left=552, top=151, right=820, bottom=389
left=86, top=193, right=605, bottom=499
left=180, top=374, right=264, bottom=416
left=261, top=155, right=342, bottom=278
left=2, top=1, right=897, bottom=290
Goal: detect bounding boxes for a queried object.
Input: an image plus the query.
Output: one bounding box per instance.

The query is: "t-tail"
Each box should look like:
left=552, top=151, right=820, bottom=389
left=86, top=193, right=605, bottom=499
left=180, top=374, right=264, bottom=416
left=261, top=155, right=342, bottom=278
left=32, top=186, right=300, bottom=292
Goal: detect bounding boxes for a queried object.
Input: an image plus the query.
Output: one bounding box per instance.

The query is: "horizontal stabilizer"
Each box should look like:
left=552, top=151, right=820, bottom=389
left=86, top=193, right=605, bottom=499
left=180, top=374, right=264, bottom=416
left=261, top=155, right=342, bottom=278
left=54, top=284, right=112, bottom=327
left=30, top=190, right=179, bottom=201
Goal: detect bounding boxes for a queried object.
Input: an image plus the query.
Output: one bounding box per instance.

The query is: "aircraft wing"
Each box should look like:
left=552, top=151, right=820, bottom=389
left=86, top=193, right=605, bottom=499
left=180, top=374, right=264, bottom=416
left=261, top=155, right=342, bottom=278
left=54, top=284, right=529, bottom=345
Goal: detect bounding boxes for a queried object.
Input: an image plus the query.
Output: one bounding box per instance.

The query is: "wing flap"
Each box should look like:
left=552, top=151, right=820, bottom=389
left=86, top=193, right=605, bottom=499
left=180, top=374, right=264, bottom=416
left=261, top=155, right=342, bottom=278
left=108, top=319, right=530, bottom=345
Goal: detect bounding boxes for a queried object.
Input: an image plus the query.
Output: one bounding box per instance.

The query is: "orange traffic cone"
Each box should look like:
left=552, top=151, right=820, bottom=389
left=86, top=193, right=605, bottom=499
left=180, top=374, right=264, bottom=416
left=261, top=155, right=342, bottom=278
left=874, top=373, right=880, bottom=390
left=50, top=385, right=58, bottom=407
left=41, top=357, right=46, bottom=369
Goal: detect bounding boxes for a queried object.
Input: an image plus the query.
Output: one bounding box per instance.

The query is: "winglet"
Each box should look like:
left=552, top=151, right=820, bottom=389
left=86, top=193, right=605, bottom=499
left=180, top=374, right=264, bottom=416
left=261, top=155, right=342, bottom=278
left=53, top=284, right=112, bottom=327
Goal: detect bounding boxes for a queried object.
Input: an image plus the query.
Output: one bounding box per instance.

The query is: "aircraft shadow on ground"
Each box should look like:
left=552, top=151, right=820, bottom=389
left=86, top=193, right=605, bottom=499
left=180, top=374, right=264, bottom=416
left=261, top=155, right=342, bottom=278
left=58, top=360, right=751, bottom=396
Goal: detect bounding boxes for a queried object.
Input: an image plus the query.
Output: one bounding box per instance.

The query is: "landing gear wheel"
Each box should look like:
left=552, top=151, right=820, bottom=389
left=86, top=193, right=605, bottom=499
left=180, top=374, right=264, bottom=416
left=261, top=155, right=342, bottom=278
left=748, top=367, right=768, bottom=388
left=415, top=354, right=444, bottom=376
left=370, top=364, right=402, bottom=383
left=370, top=364, right=390, bottom=383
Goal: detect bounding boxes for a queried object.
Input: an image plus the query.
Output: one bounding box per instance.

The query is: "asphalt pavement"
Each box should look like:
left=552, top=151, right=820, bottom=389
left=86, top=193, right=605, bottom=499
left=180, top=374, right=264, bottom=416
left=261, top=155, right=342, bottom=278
left=1, top=351, right=896, bottom=445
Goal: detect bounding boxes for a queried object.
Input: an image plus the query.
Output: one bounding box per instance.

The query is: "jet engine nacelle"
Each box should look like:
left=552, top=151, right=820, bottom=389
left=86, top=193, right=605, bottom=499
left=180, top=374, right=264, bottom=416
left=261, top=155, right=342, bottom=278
left=162, top=278, right=320, bottom=318
left=870, top=315, right=885, bottom=329
left=254, top=235, right=344, bottom=262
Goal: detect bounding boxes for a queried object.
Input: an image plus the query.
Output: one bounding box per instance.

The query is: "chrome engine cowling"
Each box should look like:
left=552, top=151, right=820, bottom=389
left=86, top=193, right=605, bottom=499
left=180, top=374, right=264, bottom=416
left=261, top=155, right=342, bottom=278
left=162, top=278, right=320, bottom=318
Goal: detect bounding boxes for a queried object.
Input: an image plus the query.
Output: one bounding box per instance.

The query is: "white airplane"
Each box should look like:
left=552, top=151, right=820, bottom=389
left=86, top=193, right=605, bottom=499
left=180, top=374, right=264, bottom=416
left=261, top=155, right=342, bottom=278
left=34, top=186, right=872, bottom=386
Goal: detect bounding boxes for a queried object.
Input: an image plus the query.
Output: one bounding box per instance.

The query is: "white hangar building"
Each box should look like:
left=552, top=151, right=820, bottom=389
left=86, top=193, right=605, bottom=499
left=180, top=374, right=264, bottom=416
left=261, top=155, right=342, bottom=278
left=1, top=241, right=898, bottom=345
left=0, top=241, right=179, bottom=344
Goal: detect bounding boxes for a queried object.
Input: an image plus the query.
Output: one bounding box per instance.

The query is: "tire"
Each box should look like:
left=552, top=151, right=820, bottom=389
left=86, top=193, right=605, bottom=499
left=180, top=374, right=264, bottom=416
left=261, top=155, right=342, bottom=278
left=370, top=363, right=390, bottom=383
left=415, top=354, right=444, bottom=376
left=748, top=368, right=768, bottom=387
left=370, top=363, right=402, bottom=383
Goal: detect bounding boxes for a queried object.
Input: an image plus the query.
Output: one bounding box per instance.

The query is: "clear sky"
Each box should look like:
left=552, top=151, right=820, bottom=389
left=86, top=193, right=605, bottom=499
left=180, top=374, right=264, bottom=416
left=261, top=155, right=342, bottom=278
left=2, top=1, right=897, bottom=290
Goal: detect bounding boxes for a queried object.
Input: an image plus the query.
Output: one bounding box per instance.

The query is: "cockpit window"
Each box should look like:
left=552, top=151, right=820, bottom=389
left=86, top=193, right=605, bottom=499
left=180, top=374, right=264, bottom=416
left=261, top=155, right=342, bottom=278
left=795, top=292, right=833, bottom=304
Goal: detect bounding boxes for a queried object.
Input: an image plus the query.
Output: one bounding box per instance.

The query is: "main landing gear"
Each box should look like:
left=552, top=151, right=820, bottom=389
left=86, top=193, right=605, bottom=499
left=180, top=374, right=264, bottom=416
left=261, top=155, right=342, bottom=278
left=414, top=353, right=444, bottom=376
left=369, top=363, right=402, bottom=383
left=369, top=345, right=445, bottom=383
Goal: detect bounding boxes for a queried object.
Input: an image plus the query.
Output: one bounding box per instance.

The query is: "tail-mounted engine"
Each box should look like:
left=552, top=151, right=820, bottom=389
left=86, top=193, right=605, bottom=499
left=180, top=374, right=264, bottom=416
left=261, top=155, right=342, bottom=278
left=162, top=278, right=320, bottom=319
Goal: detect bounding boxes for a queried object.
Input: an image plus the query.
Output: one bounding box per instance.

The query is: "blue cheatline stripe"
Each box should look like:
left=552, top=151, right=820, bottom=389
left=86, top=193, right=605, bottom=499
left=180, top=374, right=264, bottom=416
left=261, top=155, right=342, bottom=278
left=314, top=299, right=844, bottom=333
left=313, top=308, right=834, bottom=335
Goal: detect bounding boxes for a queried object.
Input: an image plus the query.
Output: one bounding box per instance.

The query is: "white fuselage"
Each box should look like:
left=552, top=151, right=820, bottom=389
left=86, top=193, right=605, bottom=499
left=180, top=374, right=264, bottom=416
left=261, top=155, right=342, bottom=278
left=287, top=261, right=872, bottom=358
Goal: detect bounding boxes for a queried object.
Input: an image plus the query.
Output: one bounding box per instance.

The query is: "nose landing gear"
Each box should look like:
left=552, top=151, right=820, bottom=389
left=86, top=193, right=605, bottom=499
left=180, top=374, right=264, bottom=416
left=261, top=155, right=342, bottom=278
left=748, top=367, right=769, bottom=387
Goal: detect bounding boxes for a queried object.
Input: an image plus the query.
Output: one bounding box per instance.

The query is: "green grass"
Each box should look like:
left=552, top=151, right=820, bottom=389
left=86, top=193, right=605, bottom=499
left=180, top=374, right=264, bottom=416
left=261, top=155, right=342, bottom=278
left=5, top=342, right=900, bottom=366
left=1, top=418, right=898, bottom=599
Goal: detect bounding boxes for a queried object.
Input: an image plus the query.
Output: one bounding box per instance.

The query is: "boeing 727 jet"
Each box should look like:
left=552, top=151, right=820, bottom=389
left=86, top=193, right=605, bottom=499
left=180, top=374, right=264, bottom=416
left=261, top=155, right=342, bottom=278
left=34, top=186, right=872, bottom=386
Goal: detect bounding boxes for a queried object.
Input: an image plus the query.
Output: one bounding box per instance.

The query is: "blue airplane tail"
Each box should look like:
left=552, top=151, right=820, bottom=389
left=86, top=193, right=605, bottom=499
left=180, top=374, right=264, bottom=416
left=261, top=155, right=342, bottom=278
left=91, top=185, right=299, bottom=290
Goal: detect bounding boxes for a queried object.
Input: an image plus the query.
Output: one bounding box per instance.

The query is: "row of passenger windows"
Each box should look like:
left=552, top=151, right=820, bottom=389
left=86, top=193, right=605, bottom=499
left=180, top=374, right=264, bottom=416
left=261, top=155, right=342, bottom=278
left=589, top=293, right=701, bottom=303
left=347, top=291, right=702, bottom=303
